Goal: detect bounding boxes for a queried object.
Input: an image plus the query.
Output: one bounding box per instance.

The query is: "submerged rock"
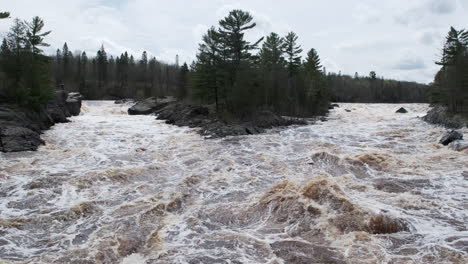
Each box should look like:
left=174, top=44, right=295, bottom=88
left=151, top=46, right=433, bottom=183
left=449, top=140, right=468, bottom=152
left=439, top=130, right=463, bottom=146
left=396, top=107, right=408, bottom=114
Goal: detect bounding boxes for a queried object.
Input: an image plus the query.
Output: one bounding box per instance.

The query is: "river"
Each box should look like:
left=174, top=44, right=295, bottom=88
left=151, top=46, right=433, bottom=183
left=0, top=101, right=467, bottom=263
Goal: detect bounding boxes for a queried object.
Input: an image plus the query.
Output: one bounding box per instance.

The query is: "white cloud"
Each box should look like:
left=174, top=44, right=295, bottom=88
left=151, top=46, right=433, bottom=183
left=0, top=0, right=465, bottom=83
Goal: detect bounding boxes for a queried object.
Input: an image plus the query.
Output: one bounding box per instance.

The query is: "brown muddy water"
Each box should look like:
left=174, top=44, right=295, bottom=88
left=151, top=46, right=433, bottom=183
left=0, top=101, right=467, bottom=264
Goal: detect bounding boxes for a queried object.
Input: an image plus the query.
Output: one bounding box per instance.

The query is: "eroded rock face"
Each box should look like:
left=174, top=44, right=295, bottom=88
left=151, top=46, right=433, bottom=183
left=0, top=91, right=83, bottom=152
left=439, top=130, right=463, bottom=146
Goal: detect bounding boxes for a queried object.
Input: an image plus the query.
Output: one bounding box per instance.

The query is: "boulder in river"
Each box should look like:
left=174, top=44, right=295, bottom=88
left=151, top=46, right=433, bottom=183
left=66, top=92, right=83, bottom=116
left=396, top=107, right=408, bottom=114
left=439, top=130, right=463, bottom=146
left=0, top=126, right=44, bottom=152
left=128, top=97, right=176, bottom=115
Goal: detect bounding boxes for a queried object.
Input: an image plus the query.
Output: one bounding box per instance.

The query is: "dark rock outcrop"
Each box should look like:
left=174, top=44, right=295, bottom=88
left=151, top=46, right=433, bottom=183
left=423, top=106, right=467, bottom=129
left=0, top=91, right=82, bottom=153
left=439, top=130, right=463, bottom=146
left=128, top=97, right=176, bottom=115
left=151, top=101, right=305, bottom=138
left=66, top=92, right=83, bottom=116
left=396, top=107, right=408, bottom=114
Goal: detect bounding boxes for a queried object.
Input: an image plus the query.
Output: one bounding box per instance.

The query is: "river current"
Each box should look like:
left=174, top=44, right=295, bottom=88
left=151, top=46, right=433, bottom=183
left=0, top=101, right=467, bottom=263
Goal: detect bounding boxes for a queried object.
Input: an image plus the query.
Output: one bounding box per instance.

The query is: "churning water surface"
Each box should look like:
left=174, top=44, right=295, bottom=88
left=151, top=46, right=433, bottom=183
left=0, top=101, right=467, bottom=264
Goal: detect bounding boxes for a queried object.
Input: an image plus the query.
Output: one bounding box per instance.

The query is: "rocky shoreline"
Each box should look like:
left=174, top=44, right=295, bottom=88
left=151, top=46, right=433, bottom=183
left=128, top=97, right=308, bottom=138
left=423, top=105, right=467, bottom=129
left=0, top=91, right=83, bottom=153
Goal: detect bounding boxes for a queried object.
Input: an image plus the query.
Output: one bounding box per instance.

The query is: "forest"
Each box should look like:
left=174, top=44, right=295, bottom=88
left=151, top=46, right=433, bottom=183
left=2, top=10, right=464, bottom=118
left=429, top=27, right=468, bottom=116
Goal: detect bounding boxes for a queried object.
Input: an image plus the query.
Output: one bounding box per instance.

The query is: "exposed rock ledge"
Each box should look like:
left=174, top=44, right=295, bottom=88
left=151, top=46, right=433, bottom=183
left=0, top=91, right=83, bottom=153
left=128, top=97, right=307, bottom=138
left=423, top=105, right=467, bottom=129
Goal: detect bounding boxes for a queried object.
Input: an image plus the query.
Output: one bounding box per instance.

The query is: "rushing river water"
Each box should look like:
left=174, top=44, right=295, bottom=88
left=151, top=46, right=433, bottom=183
left=0, top=101, right=467, bottom=264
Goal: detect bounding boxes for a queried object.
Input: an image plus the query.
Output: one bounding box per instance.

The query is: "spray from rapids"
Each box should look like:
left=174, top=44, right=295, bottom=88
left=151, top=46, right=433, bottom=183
left=0, top=101, right=467, bottom=263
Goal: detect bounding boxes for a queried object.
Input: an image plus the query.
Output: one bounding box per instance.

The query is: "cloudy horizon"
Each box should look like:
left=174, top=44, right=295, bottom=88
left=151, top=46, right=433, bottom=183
left=0, top=0, right=466, bottom=84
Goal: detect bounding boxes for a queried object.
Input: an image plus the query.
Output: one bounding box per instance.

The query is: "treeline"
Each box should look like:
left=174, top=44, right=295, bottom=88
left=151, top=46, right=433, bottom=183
left=429, top=27, right=468, bottom=116
left=51, top=43, right=182, bottom=100
left=1, top=10, right=433, bottom=117
left=328, top=72, right=428, bottom=103
left=192, top=10, right=329, bottom=118
left=0, top=14, right=53, bottom=109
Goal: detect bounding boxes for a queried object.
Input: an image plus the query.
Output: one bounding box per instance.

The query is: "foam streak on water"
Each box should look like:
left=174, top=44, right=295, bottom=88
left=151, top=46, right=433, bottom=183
left=0, top=101, right=467, bottom=264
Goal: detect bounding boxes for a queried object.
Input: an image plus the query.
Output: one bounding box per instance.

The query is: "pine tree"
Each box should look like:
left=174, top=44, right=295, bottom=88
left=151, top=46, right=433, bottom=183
left=96, top=45, right=108, bottom=92
left=218, top=10, right=263, bottom=65
left=24, top=16, right=52, bottom=106
left=6, top=19, right=27, bottom=102
left=284, top=31, right=302, bottom=77
left=259, top=32, right=286, bottom=70
left=177, top=62, right=189, bottom=99
left=0, top=12, right=9, bottom=19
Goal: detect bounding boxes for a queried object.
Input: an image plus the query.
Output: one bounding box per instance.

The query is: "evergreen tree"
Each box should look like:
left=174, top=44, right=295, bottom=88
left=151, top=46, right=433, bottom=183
left=96, top=45, right=108, bottom=91
left=177, top=62, right=189, bottom=99
left=0, top=12, right=10, bottom=19
left=284, top=31, right=302, bottom=77
left=24, top=16, right=52, bottom=106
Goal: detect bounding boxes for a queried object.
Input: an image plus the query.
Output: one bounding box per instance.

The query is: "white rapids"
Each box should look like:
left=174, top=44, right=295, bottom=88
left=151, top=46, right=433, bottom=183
left=0, top=101, right=467, bottom=264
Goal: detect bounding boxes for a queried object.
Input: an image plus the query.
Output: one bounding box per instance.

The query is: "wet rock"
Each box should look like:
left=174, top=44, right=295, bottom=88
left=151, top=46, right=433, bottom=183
left=331, top=103, right=340, bottom=108
left=128, top=96, right=175, bottom=115
left=1, top=90, right=81, bottom=152
left=423, top=105, right=467, bottom=129
left=0, top=126, right=44, bottom=152
left=345, top=109, right=352, bottom=112
left=396, top=107, right=408, bottom=114
left=449, top=140, right=468, bottom=152
left=155, top=102, right=304, bottom=138
left=66, top=92, right=83, bottom=116
left=439, top=130, right=463, bottom=146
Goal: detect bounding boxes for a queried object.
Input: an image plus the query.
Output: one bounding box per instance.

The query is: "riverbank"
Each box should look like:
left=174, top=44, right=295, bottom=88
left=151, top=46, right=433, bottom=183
left=423, top=105, right=468, bottom=129
left=0, top=91, right=82, bottom=152
left=128, top=97, right=310, bottom=138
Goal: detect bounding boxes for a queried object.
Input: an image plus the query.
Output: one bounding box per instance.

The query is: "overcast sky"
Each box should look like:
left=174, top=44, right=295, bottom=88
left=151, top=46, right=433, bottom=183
left=0, top=0, right=466, bottom=83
